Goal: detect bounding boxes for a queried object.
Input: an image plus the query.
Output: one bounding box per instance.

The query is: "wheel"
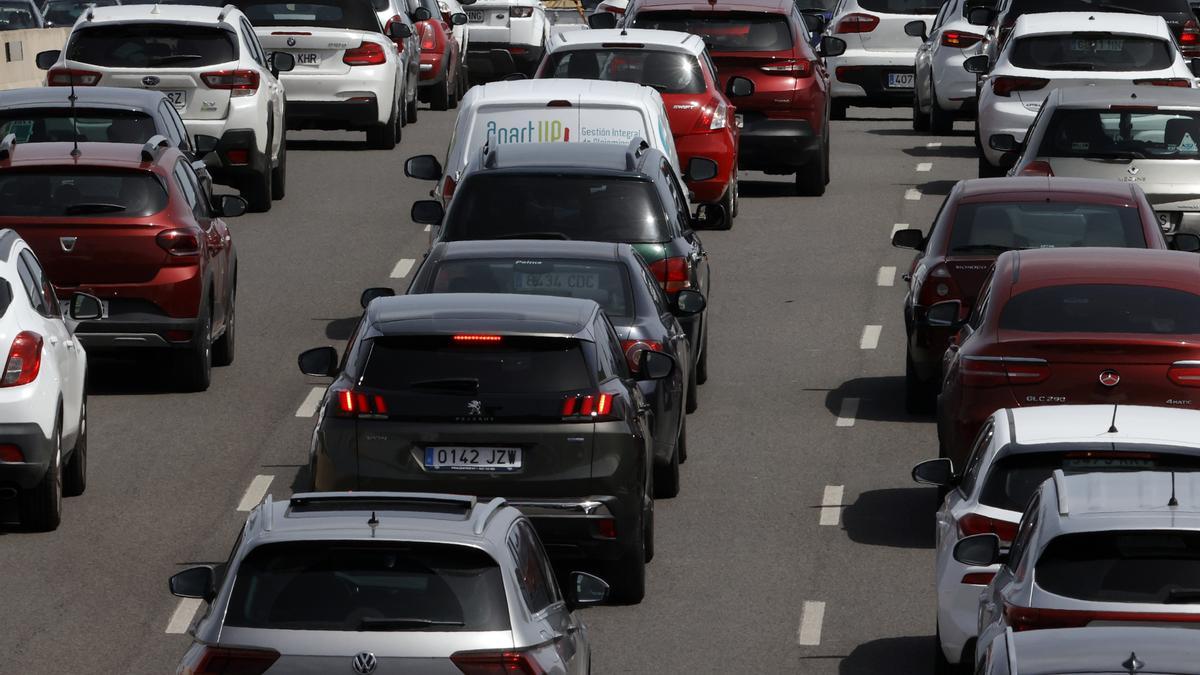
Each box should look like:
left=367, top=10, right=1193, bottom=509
left=795, top=136, right=827, bottom=196
left=367, top=102, right=399, bottom=149
left=242, top=167, right=272, bottom=213
left=730, top=174, right=740, bottom=218
left=929, top=84, right=955, bottom=135
left=934, top=629, right=952, bottom=675
left=270, top=135, right=286, bottom=200
left=430, top=75, right=451, bottom=111
left=905, top=348, right=937, bottom=414
left=20, top=418, right=62, bottom=531
left=714, top=183, right=735, bottom=231
left=685, top=363, right=699, bottom=414
left=653, top=427, right=682, bottom=499
left=63, top=397, right=86, bottom=497
left=831, top=99, right=848, bottom=121
left=643, top=500, right=655, bottom=563
left=212, top=281, right=236, bottom=367
left=608, top=516, right=647, bottom=604
left=912, top=90, right=930, bottom=132
left=405, top=87, right=419, bottom=124
left=695, top=323, right=708, bottom=385
left=448, top=68, right=460, bottom=110
left=823, top=132, right=831, bottom=185
left=177, top=303, right=212, bottom=392
left=677, top=412, right=688, bottom=464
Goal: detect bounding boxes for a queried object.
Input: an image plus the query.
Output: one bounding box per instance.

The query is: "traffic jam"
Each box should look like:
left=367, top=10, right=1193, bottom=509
left=2, top=0, right=1200, bottom=670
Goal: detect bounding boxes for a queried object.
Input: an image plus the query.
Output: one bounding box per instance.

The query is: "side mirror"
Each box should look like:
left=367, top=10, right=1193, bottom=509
left=925, top=299, right=964, bottom=328
left=451, top=11, right=468, bottom=24
left=1169, top=232, right=1200, bottom=252
left=587, top=11, right=617, bottom=29
left=412, top=199, right=445, bottom=225
left=389, top=21, right=413, bottom=39
left=695, top=202, right=728, bottom=230
left=820, top=35, right=846, bottom=58
left=68, top=292, right=103, bottom=320
left=989, top=133, right=1016, bottom=153
left=801, top=10, right=827, bottom=34
left=963, top=54, right=989, bottom=75
left=891, top=227, right=925, bottom=250
left=673, top=289, right=706, bottom=316
left=193, top=134, right=219, bottom=156
left=215, top=194, right=247, bottom=218
left=912, top=458, right=956, bottom=486
left=405, top=154, right=443, bottom=180
left=638, top=350, right=675, bottom=380
left=412, top=6, right=433, bottom=21
left=360, top=286, right=395, bottom=308
left=966, top=6, right=992, bottom=25
left=298, top=346, right=338, bottom=377
left=169, top=565, right=216, bottom=601
left=685, top=157, right=718, bottom=182
left=953, top=533, right=1003, bottom=566
left=726, top=75, right=754, bottom=98
left=565, top=571, right=610, bottom=609
left=904, top=19, right=927, bottom=40
left=270, top=51, right=295, bottom=75
left=35, top=49, right=59, bottom=71
left=1190, top=57, right=1200, bottom=78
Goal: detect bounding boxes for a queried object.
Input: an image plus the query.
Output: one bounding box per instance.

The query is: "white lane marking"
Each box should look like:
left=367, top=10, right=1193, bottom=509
left=165, top=598, right=201, bottom=634
left=236, top=475, right=274, bottom=512
left=877, top=266, right=896, bottom=287
left=390, top=258, right=416, bottom=279
left=797, top=601, right=827, bottom=646
left=891, top=223, right=908, bottom=237
left=904, top=188, right=922, bottom=201
left=860, top=325, right=881, bottom=350
left=423, top=224, right=431, bottom=232
left=927, top=142, right=942, bottom=149
left=819, top=485, right=845, bottom=526
left=916, top=162, right=932, bottom=172
left=835, top=398, right=859, bottom=427
left=294, top=386, right=324, bottom=418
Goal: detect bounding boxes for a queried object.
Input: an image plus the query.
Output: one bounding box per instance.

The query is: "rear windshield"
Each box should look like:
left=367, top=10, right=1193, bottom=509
left=426, top=258, right=635, bottom=320
left=0, top=280, right=11, bottom=319
left=42, top=0, right=117, bottom=25
left=631, top=12, right=794, bottom=52
left=225, top=541, right=511, bottom=632
left=1037, top=530, right=1200, bottom=603
left=543, top=49, right=706, bottom=95
left=856, top=0, right=941, bottom=14
left=232, top=0, right=382, bottom=31
left=0, top=1, right=38, bottom=29
left=1000, top=284, right=1200, bottom=334
left=1040, top=109, right=1200, bottom=160
left=360, top=335, right=593, bottom=393
left=1007, top=0, right=1191, bottom=18
left=950, top=202, right=1147, bottom=253
left=66, top=24, right=237, bottom=68
left=444, top=175, right=669, bottom=244
left=1009, top=34, right=1174, bottom=71
left=0, top=171, right=168, bottom=217
left=0, top=110, right=156, bottom=144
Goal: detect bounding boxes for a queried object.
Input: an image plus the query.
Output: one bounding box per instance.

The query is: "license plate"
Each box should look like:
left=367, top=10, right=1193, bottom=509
left=467, top=9, right=484, bottom=21
left=514, top=272, right=600, bottom=291
left=886, top=73, right=914, bottom=89
left=163, top=90, right=186, bottom=110
left=425, top=446, right=522, bottom=472
left=295, top=52, right=321, bottom=66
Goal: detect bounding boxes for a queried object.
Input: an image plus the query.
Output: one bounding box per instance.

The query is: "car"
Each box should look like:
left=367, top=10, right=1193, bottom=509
left=545, top=0, right=589, bottom=38
left=0, top=228, right=101, bottom=531
left=406, top=239, right=708, bottom=498
left=912, top=404, right=1200, bottom=672
left=40, top=0, right=115, bottom=27
left=961, top=470, right=1200, bottom=666
left=169, top=491, right=611, bottom=673
left=908, top=0, right=990, bottom=133
left=628, top=0, right=844, bottom=196
left=464, top=0, right=549, bottom=79
left=437, top=0, right=472, bottom=86
left=0, top=138, right=247, bottom=392
left=38, top=3, right=293, bottom=212
left=537, top=28, right=740, bottom=222
left=978, top=626, right=1200, bottom=675
left=408, top=140, right=717, bottom=387
left=298, top=293, right=676, bottom=603
left=410, top=0, right=468, bottom=110
left=231, top=0, right=410, bottom=150
left=971, top=12, right=1199, bottom=177
left=891, top=177, right=1188, bottom=413
left=0, top=0, right=43, bottom=29
left=934, top=248, right=1200, bottom=467
left=1006, top=85, right=1200, bottom=234
left=374, top=0, right=423, bottom=124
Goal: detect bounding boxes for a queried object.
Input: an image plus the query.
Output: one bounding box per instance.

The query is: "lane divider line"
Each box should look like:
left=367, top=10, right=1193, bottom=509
left=891, top=223, right=908, bottom=238
left=916, top=162, right=932, bottom=172
left=294, top=386, right=324, bottom=418
left=819, top=485, right=844, bottom=526
left=236, top=475, right=274, bottom=512
left=835, top=398, right=859, bottom=428
left=423, top=224, right=431, bottom=232
left=165, top=598, right=201, bottom=634
left=877, top=266, right=896, bottom=287
left=859, top=325, right=881, bottom=350
left=904, top=188, right=922, bottom=201
left=926, top=141, right=942, bottom=149
left=797, top=600, right=827, bottom=646
left=390, top=258, right=416, bottom=279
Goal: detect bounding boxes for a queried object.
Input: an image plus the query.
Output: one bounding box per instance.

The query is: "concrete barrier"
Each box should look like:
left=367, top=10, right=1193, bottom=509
left=0, top=28, right=70, bottom=91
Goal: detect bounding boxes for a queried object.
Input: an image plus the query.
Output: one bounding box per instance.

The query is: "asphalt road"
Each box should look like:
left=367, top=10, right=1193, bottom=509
left=0, top=103, right=976, bottom=674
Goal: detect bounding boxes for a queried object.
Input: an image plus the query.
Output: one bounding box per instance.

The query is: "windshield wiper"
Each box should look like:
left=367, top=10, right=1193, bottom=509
left=410, top=377, right=479, bottom=393
left=358, top=617, right=466, bottom=630
left=491, top=231, right=571, bottom=240
left=64, top=202, right=126, bottom=214
left=148, top=54, right=204, bottom=65
left=1089, top=150, right=1145, bottom=160
left=1166, top=588, right=1200, bottom=604
left=950, top=243, right=1013, bottom=254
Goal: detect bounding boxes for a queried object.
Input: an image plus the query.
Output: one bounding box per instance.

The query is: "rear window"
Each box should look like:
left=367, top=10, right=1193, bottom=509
left=1040, top=109, right=1200, bottom=160
left=360, top=335, right=593, bottom=394
left=225, top=541, right=511, bottom=632
left=0, top=0, right=38, bottom=29
left=444, top=175, right=669, bottom=244
left=631, top=12, right=794, bottom=52
left=1007, top=0, right=1191, bottom=18
left=0, top=279, right=11, bottom=318
left=0, top=171, right=168, bottom=217
left=856, top=0, right=941, bottom=14
left=42, top=0, right=117, bottom=25
left=1009, top=34, right=1174, bottom=71
left=544, top=49, right=706, bottom=95
left=426, top=258, right=635, bottom=320
left=1037, top=530, right=1200, bottom=603
left=949, top=202, right=1147, bottom=254
left=66, top=24, right=237, bottom=68
left=232, top=0, right=382, bottom=31
left=1000, top=284, right=1200, bottom=334
left=0, top=109, right=156, bottom=144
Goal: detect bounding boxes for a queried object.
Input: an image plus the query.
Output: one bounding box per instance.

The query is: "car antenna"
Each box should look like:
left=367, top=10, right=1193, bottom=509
left=1123, top=651, right=1144, bottom=673
left=68, top=68, right=80, bottom=158
left=1107, top=404, right=1118, bottom=433
left=367, top=510, right=380, bottom=537
left=1169, top=472, right=1179, bottom=507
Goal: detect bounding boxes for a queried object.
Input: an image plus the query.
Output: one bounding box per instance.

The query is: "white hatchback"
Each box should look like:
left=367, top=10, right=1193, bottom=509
left=910, top=0, right=988, bottom=133
left=464, top=0, right=549, bottom=78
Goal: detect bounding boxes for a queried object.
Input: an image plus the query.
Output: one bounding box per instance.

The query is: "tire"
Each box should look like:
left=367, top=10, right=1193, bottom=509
left=795, top=136, right=827, bottom=196
left=654, top=426, right=682, bottom=499
left=912, top=90, right=930, bottom=132
left=685, top=363, right=699, bottom=414
left=63, top=397, right=86, bottom=497
left=178, top=303, right=212, bottom=392
left=929, top=84, right=954, bottom=135
left=448, top=70, right=460, bottom=110
left=695, top=323, right=708, bottom=385
left=430, top=77, right=451, bottom=111
left=21, top=418, right=62, bottom=531
left=830, top=99, right=848, bottom=121
left=677, top=412, right=688, bottom=463
left=608, top=516, right=647, bottom=604
left=212, top=281, right=236, bottom=367
left=405, top=87, right=419, bottom=124
left=367, top=102, right=399, bottom=150
left=730, top=175, right=740, bottom=218
left=714, top=183, right=735, bottom=231
left=270, top=136, right=286, bottom=200
left=643, top=500, right=655, bottom=563
left=243, top=166, right=272, bottom=213
left=905, top=348, right=937, bottom=414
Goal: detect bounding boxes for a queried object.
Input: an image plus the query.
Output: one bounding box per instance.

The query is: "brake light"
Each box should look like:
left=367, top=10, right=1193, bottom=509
left=961, top=357, right=1049, bottom=388
left=991, top=76, right=1048, bottom=97
left=442, top=174, right=457, bottom=200
left=561, top=392, right=619, bottom=420
left=201, top=69, right=259, bottom=97
left=647, top=256, right=691, bottom=294
left=333, top=389, right=389, bottom=417
left=1168, top=362, right=1200, bottom=387
left=621, top=339, right=663, bottom=373
left=1133, top=78, right=1192, bottom=87
left=694, top=100, right=729, bottom=132
left=344, top=41, right=388, bottom=66
left=1182, top=18, right=1200, bottom=48
left=917, top=263, right=961, bottom=307
left=451, top=648, right=548, bottom=675
left=941, top=30, right=982, bottom=48
left=453, top=334, right=503, bottom=342
left=226, top=148, right=250, bottom=165
left=0, top=443, right=22, bottom=462
left=510, top=5, right=533, bottom=17
left=156, top=229, right=201, bottom=257
left=1, top=332, right=41, bottom=387
left=958, top=513, right=1018, bottom=544
left=178, top=645, right=280, bottom=675
left=1019, top=160, right=1054, bottom=177
left=961, top=572, right=996, bottom=585
left=835, top=12, right=878, bottom=33
left=46, top=68, right=101, bottom=86
left=760, top=59, right=812, bottom=77
left=1002, top=603, right=1200, bottom=632
left=420, top=21, right=441, bottom=51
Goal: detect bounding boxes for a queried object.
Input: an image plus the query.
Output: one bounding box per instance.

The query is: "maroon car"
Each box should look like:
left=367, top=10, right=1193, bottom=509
left=934, top=248, right=1200, bottom=465
left=892, top=177, right=1196, bottom=413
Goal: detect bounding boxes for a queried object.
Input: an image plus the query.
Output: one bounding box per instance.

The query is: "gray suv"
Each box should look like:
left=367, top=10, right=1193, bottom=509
left=978, top=625, right=1200, bottom=674
left=169, top=491, right=610, bottom=674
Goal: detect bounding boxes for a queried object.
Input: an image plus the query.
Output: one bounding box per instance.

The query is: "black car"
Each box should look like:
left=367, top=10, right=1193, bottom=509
left=297, top=292, right=677, bottom=604
left=405, top=239, right=707, bottom=498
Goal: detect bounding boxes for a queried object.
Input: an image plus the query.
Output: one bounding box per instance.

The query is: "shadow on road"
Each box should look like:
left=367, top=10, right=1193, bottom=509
left=838, top=635, right=937, bottom=675
left=904, top=144, right=978, bottom=159
left=322, top=316, right=361, bottom=341
left=286, top=139, right=372, bottom=152
left=739, top=178, right=798, bottom=198
left=87, top=355, right=186, bottom=395
left=842, top=487, right=937, bottom=549
left=821, top=376, right=933, bottom=424
left=916, top=180, right=957, bottom=197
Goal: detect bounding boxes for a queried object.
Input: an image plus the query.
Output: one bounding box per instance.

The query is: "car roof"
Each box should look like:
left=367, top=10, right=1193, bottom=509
left=0, top=140, right=177, bottom=170
left=1011, top=11, right=1171, bottom=38
left=630, top=0, right=793, bottom=13
left=956, top=176, right=1138, bottom=204
left=548, top=28, right=707, bottom=55
left=469, top=78, right=658, bottom=106
left=429, top=239, right=632, bottom=263
left=0, top=86, right=168, bottom=111
left=79, top=3, right=234, bottom=24
left=363, top=292, right=600, bottom=339
left=1051, top=471, right=1200, bottom=520
left=993, top=248, right=1200, bottom=293
left=1008, top=626, right=1200, bottom=674
left=1052, top=84, right=1200, bottom=109
left=466, top=139, right=657, bottom=175
left=1009, top=405, right=1200, bottom=448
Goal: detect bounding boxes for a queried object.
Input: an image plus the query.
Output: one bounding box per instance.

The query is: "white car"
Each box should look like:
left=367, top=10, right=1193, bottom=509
left=41, top=4, right=292, bottom=212
left=439, top=0, right=471, bottom=73
left=910, top=0, right=987, bottom=133
left=912, top=404, right=1200, bottom=672
left=826, top=0, right=939, bottom=119
left=375, top=0, right=423, bottom=125
left=464, top=0, right=549, bottom=78
left=0, top=228, right=100, bottom=531
left=973, top=11, right=1198, bottom=176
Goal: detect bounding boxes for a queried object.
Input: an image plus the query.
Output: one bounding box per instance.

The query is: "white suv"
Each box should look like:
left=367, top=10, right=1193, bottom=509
left=465, top=0, right=549, bottom=78
left=40, top=3, right=292, bottom=212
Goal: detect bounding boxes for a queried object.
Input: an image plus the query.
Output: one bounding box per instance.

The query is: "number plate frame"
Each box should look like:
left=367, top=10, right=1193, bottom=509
left=467, top=9, right=484, bottom=21
left=886, top=73, right=915, bottom=89
left=424, top=446, right=523, bottom=472
left=164, top=90, right=187, bottom=110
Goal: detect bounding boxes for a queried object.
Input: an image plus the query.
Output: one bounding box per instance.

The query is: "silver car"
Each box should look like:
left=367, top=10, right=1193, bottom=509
left=978, top=626, right=1200, bottom=675
left=169, top=491, right=610, bottom=674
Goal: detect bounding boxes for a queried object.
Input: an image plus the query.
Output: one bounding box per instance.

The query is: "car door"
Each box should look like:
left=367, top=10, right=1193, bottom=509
left=16, top=249, right=78, bottom=425
left=507, top=519, right=586, bottom=673
left=916, top=0, right=948, bottom=108
left=639, top=259, right=686, bottom=427
left=239, top=19, right=286, bottom=162
left=173, top=160, right=228, bottom=334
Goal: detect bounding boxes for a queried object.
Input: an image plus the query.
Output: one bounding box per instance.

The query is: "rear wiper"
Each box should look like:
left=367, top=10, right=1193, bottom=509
left=491, top=232, right=571, bottom=240
left=358, top=617, right=466, bottom=630
left=950, top=243, right=1013, bottom=254
left=147, top=54, right=204, bottom=65
left=64, top=202, right=126, bottom=214
left=1166, top=588, right=1200, bottom=604
left=410, top=377, right=479, bottom=393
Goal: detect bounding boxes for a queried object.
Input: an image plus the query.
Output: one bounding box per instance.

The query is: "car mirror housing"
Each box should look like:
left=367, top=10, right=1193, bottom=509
left=412, top=6, right=433, bottom=21
left=638, top=350, right=675, bottom=380
left=685, top=157, right=719, bottom=182
left=565, top=571, right=610, bottom=609
left=270, top=51, right=295, bottom=74
left=726, top=75, right=754, bottom=97
left=405, top=154, right=443, bottom=180
left=216, top=194, right=247, bottom=218
left=192, top=134, right=219, bottom=157
left=169, top=565, right=216, bottom=601
left=963, top=54, right=989, bottom=74
left=989, top=133, right=1017, bottom=153
left=35, top=49, right=59, bottom=71
left=904, top=19, right=926, bottom=40
left=925, top=299, right=964, bottom=328
left=966, top=6, right=992, bottom=25
left=68, top=292, right=103, bottom=321
left=912, top=458, right=956, bottom=486
left=389, top=21, right=413, bottom=39
left=587, top=12, right=617, bottom=29
left=412, top=199, right=445, bottom=225
left=298, top=346, right=338, bottom=377
left=953, top=533, right=1002, bottom=566
left=451, top=12, right=468, bottom=24
left=820, top=35, right=847, bottom=57
left=360, top=286, right=395, bottom=309
left=891, top=228, right=925, bottom=250
left=673, top=289, right=706, bottom=316
left=1169, top=232, right=1200, bottom=253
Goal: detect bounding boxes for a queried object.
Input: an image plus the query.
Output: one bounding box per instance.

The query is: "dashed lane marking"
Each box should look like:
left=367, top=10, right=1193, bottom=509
left=797, top=601, right=826, bottom=646
left=916, top=162, right=932, bottom=172
left=904, top=188, right=922, bottom=201
left=819, top=486, right=845, bottom=526
left=423, top=224, right=431, bottom=232
left=835, top=398, right=859, bottom=427
left=926, top=142, right=942, bottom=149
left=236, top=475, right=274, bottom=512
left=294, top=386, right=323, bottom=418
left=860, top=325, right=881, bottom=350
left=165, top=598, right=201, bottom=634
left=877, top=266, right=896, bottom=287
left=891, top=223, right=908, bottom=238
left=390, top=258, right=416, bottom=279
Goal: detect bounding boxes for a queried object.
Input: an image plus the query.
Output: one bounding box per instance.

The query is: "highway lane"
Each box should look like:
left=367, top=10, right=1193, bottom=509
left=0, top=106, right=977, bottom=674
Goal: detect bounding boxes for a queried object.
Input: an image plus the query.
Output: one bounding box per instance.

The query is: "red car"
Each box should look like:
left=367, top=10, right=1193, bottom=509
left=0, top=137, right=246, bottom=391
left=628, top=0, right=845, bottom=196
left=935, top=247, right=1200, bottom=465
left=409, top=0, right=466, bottom=111
left=535, top=29, right=740, bottom=227
left=893, top=177, right=1196, bottom=413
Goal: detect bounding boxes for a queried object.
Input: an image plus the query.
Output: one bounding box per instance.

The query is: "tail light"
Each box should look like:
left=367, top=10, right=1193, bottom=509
left=1, top=332, right=41, bottom=387
left=941, top=30, right=982, bottom=48
left=420, top=21, right=441, bottom=52
left=621, top=339, right=663, bottom=373
left=958, top=513, right=1018, bottom=544
left=510, top=5, right=534, bottom=17
left=201, top=69, right=259, bottom=97
left=991, top=76, right=1048, bottom=97
left=226, top=148, right=250, bottom=165
left=442, top=174, right=457, bottom=201
left=0, top=443, right=22, bottom=462
left=1003, top=604, right=1200, bottom=632
left=595, top=517, right=617, bottom=538
left=561, top=392, right=620, bottom=421
left=333, top=389, right=389, bottom=417
left=916, top=263, right=961, bottom=307
left=178, top=645, right=280, bottom=675
left=694, top=100, right=729, bottom=131
left=451, top=647, right=548, bottom=675
left=1168, top=362, right=1200, bottom=387
left=156, top=229, right=201, bottom=257
left=961, top=572, right=996, bottom=585
left=760, top=59, right=812, bottom=77
left=647, top=256, right=691, bottom=294
left=961, top=356, right=1049, bottom=388
left=1182, top=18, right=1200, bottom=49
left=1019, top=160, right=1054, bottom=176
left=46, top=68, right=101, bottom=86
left=835, top=12, right=878, bottom=33
left=344, top=41, right=387, bottom=66
left=1134, top=78, right=1192, bottom=87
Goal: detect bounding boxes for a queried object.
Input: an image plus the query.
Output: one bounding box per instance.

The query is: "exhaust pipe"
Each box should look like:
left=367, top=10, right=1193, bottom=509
left=0, top=487, right=17, bottom=499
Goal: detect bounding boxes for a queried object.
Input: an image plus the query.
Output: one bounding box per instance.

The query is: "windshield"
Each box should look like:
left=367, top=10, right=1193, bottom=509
left=0, top=171, right=167, bottom=217
left=232, top=0, right=382, bottom=30
left=1000, top=284, right=1200, bottom=334
left=1038, top=530, right=1200, bottom=604
left=949, top=202, right=1147, bottom=253
left=0, top=0, right=37, bottom=29
left=0, top=110, right=157, bottom=144
left=1040, top=108, right=1200, bottom=160
left=425, top=258, right=635, bottom=320
left=443, top=175, right=670, bottom=244
left=543, top=49, right=706, bottom=95
left=42, top=0, right=116, bottom=24
left=225, top=541, right=511, bottom=632
left=66, top=24, right=238, bottom=68
left=632, top=12, right=794, bottom=52
left=1009, top=34, right=1174, bottom=71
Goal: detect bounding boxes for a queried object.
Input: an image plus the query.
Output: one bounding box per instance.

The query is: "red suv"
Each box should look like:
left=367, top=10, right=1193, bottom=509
left=935, top=248, right=1200, bottom=465
left=628, top=0, right=845, bottom=196
left=409, top=0, right=465, bottom=111
left=0, top=137, right=245, bottom=391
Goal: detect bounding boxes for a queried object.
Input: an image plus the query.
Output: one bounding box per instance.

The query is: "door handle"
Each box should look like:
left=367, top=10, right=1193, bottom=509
left=65, top=340, right=75, bottom=350
left=48, top=335, right=59, bottom=345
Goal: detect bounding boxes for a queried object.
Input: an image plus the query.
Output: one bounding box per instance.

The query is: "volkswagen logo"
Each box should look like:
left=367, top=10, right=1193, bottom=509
left=467, top=399, right=483, bottom=415
left=141, top=75, right=159, bottom=86
left=59, top=236, right=77, bottom=253
left=287, top=36, right=297, bottom=46
left=1128, top=165, right=1140, bottom=176
left=1099, top=369, right=1121, bottom=387
left=351, top=652, right=377, bottom=674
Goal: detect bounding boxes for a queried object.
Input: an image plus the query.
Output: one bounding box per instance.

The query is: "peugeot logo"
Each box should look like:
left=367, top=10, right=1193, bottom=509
left=141, top=75, right=159, bottom=86
left=1099, top=369, right=1121, bottom=387
left=1128, top=165, right=1140, bottom=176
left=467, top=399, right=483, bottom=415
left=287, top=36, right=297, bottom=46
left=59, top=236, right=77, bottom=253
left=351, top=652, right=377, bottom=674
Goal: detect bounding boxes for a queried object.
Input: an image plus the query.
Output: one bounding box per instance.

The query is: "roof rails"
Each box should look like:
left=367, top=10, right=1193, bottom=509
left=218, top=3, right=236, bottom=21
left=0, top=133, right=15, bottom=161
left=1053, top=468, right=1069, bottom=516
left=471, top=497, right=508, bottom=535
left=140, top=134, right=171, bottom=162
left=84, top=5, right=93, bottom=21
left=625, top=136, right=649, bottom=171
left=288, top=491, right=478, bottom=512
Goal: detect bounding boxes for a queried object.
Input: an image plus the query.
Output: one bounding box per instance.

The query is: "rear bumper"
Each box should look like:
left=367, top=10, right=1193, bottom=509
left=0, top=422, right=54, bottom=490
left=737, top=114, right=819, bottom=172
left=508, top=496, right=633, bottom=563
left=286, top=99, right=382, bottom=130
left=675, top=129, right=737, bottom=204
left=419, top=50, right=449, bottom=83
left=200, top=128, right=268, bottom=187
left=829, top=51, right=916, bottom=105
left=466, top=43, right=543, bottom=77
left=67, top=290, right=204, bottom=351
